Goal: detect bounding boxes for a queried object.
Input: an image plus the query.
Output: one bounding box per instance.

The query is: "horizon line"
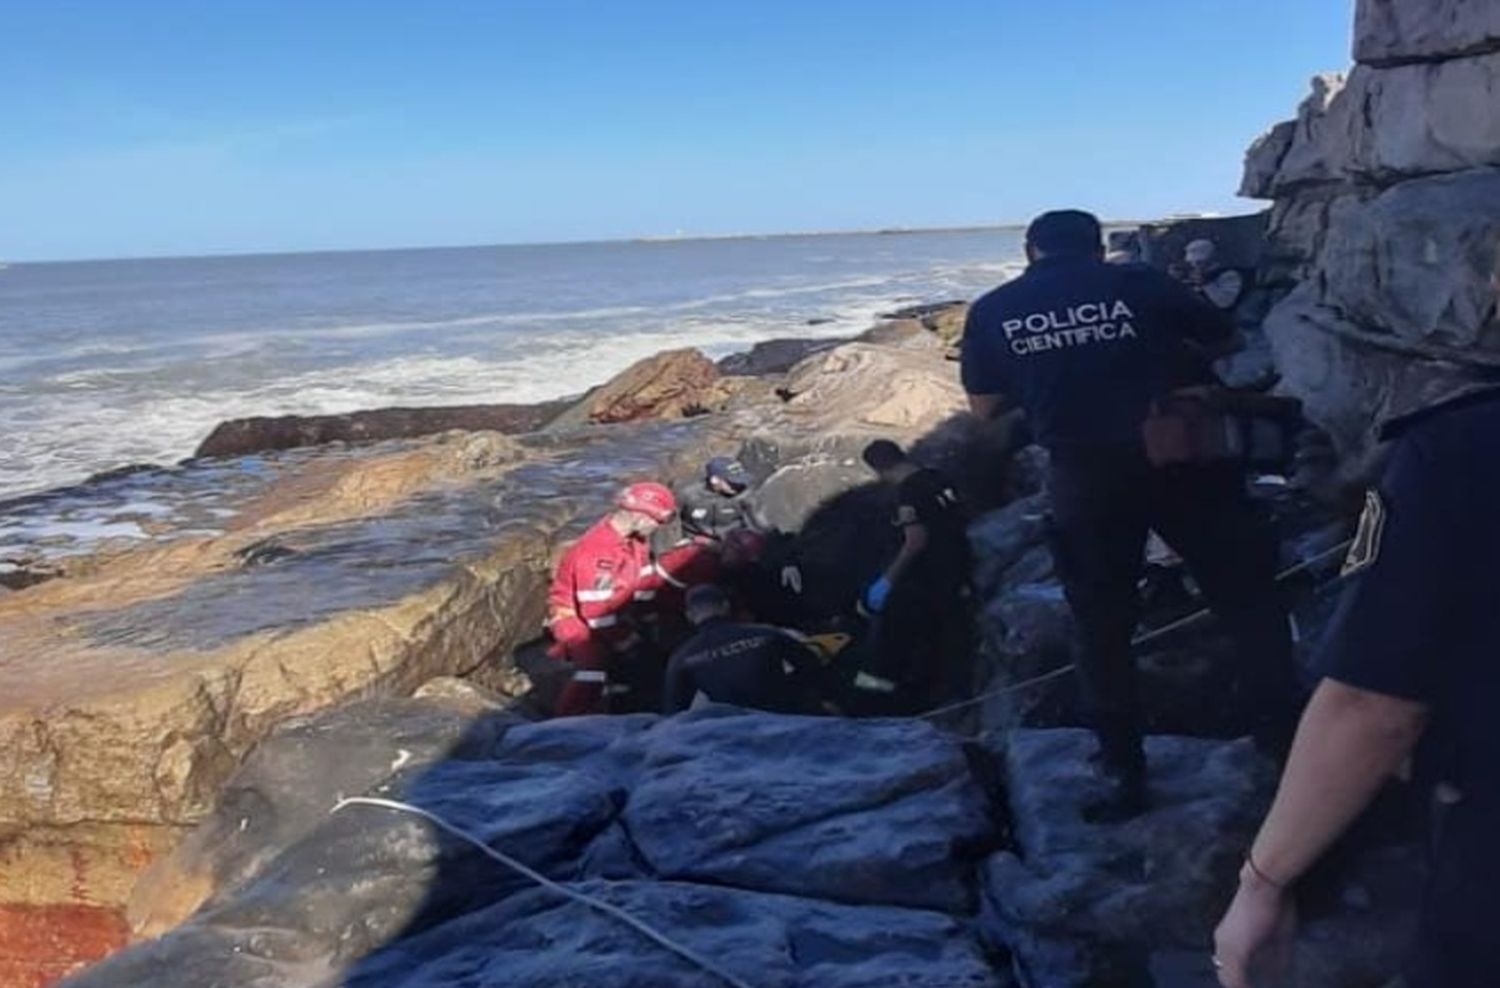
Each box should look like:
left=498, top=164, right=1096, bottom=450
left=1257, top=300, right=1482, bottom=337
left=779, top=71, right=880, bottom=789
left=1, top=216, right=1200, bottom=267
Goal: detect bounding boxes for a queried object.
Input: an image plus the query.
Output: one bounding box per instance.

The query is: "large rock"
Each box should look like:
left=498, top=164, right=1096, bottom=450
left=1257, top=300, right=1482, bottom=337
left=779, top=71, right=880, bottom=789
left=1356, top=0, right=1500, bottom=65
left=0, top=417, right=738, bottom=983
left=1267, top=74, right=1349, bottom=195
left=549, top=348, right=737, bottom=429
left=981, top=730, right=1276, bottom=987
left=1263, top=285, right=1480, bottom=478
left=1330, top=56, right=1500, bottom=181
left=1318, top=167, right=1500, bottom=348
left=126, top=700, right=513, bottom=938
left=623, top=710, right=995, bottom=912
left=63, top=707, right=1008, bottom=988
left=341, top=881, right=1010, bottom=988
left=1240, top=119, right=1297, bottom=199
left=194, top=403, right=569, bottom=460
left=717, top=337, right=845, bottom=377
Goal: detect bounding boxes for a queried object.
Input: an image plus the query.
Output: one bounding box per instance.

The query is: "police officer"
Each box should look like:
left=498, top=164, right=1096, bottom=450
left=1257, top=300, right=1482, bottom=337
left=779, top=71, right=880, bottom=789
left=961, top=209, right=1296, bottom=818
left=662, top=584, right=824, bottom=715
left=679, top=456, right=763, bottom=541
left=1213, top=384, right=1500, bottom=988
left=852, top=439, right=973, bottom=711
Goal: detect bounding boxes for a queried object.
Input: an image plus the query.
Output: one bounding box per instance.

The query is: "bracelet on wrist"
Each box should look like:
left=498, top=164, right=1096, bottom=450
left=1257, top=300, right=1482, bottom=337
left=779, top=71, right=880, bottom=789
left=1244, top=852, right=1288, bottom=891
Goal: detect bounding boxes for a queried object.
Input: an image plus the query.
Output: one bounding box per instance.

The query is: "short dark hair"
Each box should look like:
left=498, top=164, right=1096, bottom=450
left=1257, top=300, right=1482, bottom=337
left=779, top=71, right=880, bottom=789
left=861, top=439, right=908, bottom=472
left=1026, top=210, right=1104, bottom=256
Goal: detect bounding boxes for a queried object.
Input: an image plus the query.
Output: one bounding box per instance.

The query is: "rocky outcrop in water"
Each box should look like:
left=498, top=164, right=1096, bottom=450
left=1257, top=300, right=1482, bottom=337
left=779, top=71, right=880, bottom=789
left=193, top=402, right=571, bottom=460
left=1244, top=0, right=1500, bottom=477
left=546, top=348, right=741, bottom=430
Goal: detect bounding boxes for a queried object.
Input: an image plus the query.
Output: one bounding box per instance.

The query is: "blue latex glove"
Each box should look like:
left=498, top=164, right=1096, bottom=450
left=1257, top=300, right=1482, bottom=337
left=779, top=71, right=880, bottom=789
left=863, top=576, right=893, bottom=614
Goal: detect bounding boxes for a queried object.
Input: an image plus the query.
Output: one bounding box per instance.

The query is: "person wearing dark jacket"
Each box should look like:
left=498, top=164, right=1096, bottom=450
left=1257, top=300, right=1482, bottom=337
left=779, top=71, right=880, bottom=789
left=679, top=456, right=763, bottom=541
left=1214, top=386, right=1500, bottom=988
left=961, top=209, right=1296, bottom=819
left=662, top=584, right=824, bottom=715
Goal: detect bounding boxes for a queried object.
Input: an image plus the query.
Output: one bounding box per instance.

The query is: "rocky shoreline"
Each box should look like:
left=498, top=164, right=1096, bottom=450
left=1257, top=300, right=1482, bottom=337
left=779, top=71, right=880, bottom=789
left=5, top=3, right=1500, bottom=983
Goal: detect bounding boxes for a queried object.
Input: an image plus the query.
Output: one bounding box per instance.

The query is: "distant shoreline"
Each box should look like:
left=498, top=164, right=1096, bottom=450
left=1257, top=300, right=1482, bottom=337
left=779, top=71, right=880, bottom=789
left=4, top=220, right=1155, bottom=268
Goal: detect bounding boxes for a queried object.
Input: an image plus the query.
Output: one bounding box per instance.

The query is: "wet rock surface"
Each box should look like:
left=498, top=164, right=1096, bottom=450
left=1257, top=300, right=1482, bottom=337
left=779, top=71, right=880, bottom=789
left=64, top=706, right=1008, bottom=988
left=193, top=401, right=571, bottom=459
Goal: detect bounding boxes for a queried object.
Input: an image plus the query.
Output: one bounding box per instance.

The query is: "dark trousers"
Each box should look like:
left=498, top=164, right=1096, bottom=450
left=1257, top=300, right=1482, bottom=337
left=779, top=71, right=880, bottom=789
left=1408, top=802, right=1500, bottom=987
left=867, top=579, right=974, bottom=712
left=1048, top=448, right=1296, bottom=769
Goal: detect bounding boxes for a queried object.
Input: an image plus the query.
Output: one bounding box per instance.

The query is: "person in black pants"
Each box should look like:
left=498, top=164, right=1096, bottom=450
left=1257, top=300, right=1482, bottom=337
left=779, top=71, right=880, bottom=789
left=852, top=440, right=974, bottom=714
left=961, top=209, right=1296, bottom=819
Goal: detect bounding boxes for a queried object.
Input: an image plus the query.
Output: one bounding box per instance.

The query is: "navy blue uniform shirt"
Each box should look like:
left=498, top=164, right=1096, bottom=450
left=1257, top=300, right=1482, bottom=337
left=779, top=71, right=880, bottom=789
left=1318, top=387, right=1500, bottom=809
left=960, top=255, right=1234, bottom=448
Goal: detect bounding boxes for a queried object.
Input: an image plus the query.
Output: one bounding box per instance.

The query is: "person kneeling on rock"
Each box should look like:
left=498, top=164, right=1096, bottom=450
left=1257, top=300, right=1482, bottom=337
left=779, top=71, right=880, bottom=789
left=547, top=482, right=677, bottom=716
left=663, top=584, right=825, bottom=715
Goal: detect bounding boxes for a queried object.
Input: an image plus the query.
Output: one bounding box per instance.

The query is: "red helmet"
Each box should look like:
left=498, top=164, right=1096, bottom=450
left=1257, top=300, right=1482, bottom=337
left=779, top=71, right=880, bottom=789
left=616, top=482, right=677, bottom=524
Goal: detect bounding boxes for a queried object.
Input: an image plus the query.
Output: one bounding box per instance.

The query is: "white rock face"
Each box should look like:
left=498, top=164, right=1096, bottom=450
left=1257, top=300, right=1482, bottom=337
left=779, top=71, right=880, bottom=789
left=1329, top=54, right=1500, bottom=181
left=1240, top=119, right=1296, bottom=199
left=1319, top=168, right=1500, bottom=348
left=1269, top=73, right=1349, bottom=194
left=1355, top=0, right=1500, bottom=66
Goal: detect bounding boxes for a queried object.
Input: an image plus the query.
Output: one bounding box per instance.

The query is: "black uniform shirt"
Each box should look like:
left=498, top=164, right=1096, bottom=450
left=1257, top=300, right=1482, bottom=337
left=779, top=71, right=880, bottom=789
left=662, top=619, right=821, bottom=715
left=1317, top=388, right=1500, bottom=809
left=894, top=467, right=970, bottom=588
left=960, top=254, right=1233, bottom=448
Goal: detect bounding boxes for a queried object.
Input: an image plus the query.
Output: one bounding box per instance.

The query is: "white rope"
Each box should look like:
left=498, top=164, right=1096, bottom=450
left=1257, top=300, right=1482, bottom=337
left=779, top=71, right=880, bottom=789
left=916, top=538, right=1356, bottom=723
left=331, top=796, right=756, bottom=988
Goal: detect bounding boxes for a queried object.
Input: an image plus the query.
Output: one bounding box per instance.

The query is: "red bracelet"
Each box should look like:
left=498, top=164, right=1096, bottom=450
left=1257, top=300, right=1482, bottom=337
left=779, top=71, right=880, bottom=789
left=1245, top=852, right=1287, bottom=890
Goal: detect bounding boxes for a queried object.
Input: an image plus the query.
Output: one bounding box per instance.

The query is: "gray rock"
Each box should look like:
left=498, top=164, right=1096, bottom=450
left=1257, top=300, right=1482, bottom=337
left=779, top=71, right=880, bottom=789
left=718, top=337, right=845, bottom=377
left=968, top=496, right=1053, bottom=599
left=1356, top=0, right=1500, bottom=65
left=339, top=880, right=1010, bottom=988
left=1330, top=56, right=1500, bottom=181
left=1319, top=168, right=1500, bottom=348
left=1240, top=119, right=1297, bottom=200
left=1270, top=74, right=1350, bottom=195
left=986, top=729, right=1274, bottom=949
left=1263, top=284, right=1488, bottom=478
left=623, top=708, right=995, bottom=913
left=755, top=454, right=876, bottom=534
left=1262, top=192, right=1368, bottom=288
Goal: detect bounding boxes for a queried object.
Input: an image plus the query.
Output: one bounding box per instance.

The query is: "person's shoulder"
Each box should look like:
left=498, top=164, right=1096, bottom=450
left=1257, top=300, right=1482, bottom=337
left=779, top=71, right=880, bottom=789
left=1379, top=385, right=1500, bottom=445
left=969, top=271, right=1040, bottom=319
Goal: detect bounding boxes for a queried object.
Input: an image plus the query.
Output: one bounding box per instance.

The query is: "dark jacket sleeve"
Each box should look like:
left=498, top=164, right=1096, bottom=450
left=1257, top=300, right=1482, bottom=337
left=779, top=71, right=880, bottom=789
left=662, top=647, right=695, bottom=714
left=1317, top=429, right=1461, bottom=702
left=960, top=299, right=1012, bottom=397
left=1134, top=266, right=1236, bottom=347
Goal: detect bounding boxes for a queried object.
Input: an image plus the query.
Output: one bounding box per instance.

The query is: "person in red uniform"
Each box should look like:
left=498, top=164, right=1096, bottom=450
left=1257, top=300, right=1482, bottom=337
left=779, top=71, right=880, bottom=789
left=547, top=482, right=677, bottom=716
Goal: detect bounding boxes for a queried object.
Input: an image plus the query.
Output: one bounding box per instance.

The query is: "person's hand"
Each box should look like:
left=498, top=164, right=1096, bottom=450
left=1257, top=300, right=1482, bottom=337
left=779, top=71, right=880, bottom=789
left=780, top=565, right=803, bottom=594
left=1213, top=866, right=1296, bottom=987
left=862, top=576, right=892, bottom=614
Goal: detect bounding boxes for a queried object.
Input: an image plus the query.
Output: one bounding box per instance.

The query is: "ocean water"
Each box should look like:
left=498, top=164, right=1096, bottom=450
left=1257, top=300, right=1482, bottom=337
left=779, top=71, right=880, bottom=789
left=0, top=230, right=1024, bottom=502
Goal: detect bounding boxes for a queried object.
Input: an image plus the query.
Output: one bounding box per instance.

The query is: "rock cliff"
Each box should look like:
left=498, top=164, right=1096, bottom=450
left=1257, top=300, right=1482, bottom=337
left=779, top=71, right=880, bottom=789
left=1243, top=0, right=1500, bottom=477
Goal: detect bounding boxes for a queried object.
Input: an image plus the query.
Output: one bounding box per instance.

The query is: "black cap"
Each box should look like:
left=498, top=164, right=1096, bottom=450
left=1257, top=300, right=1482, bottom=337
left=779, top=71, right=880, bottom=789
left=1026, top=210, right=1103, bottom=256
left=705, top=456, right=749, bottom=489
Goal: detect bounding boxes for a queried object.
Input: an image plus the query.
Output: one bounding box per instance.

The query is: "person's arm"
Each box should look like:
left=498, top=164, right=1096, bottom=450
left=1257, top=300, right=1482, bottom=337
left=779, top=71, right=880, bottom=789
left=661, top=649, right=692, bottom=714
left=960, top=300, right=1011, bottom=421
left=1214, top=680, right=1428, bottom=988
left=882, top=520, right=928, bottom=586
left=968, top=393, right=1006, bottom=421
left=1215, top=428, right=1457, bottom=986
left=1141, top=266, right=1243, bottom=359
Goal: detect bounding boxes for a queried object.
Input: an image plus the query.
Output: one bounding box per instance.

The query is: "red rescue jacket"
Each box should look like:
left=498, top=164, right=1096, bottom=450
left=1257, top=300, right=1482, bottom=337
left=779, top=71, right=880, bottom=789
left=547, top=518, right=652, bottom=657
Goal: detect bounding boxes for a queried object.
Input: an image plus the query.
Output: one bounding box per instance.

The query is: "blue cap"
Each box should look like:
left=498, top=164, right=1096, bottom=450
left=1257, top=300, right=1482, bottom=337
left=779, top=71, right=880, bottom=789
left=705, top=456, right=749, bottom=488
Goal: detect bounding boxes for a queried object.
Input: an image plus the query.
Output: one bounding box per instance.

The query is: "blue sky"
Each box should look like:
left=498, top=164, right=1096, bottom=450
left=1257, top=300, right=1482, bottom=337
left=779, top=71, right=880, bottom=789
left=0, top=0, right=1354, bottom=261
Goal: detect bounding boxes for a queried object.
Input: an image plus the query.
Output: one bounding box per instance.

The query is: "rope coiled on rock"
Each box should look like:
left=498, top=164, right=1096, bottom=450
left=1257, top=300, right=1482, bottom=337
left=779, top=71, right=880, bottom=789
left=331, top=796, right=757, bottom=988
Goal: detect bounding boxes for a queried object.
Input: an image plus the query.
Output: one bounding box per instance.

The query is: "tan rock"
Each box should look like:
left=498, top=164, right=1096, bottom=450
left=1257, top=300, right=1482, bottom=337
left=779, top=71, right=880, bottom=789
left=549, top=348, right=738, bottom=429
